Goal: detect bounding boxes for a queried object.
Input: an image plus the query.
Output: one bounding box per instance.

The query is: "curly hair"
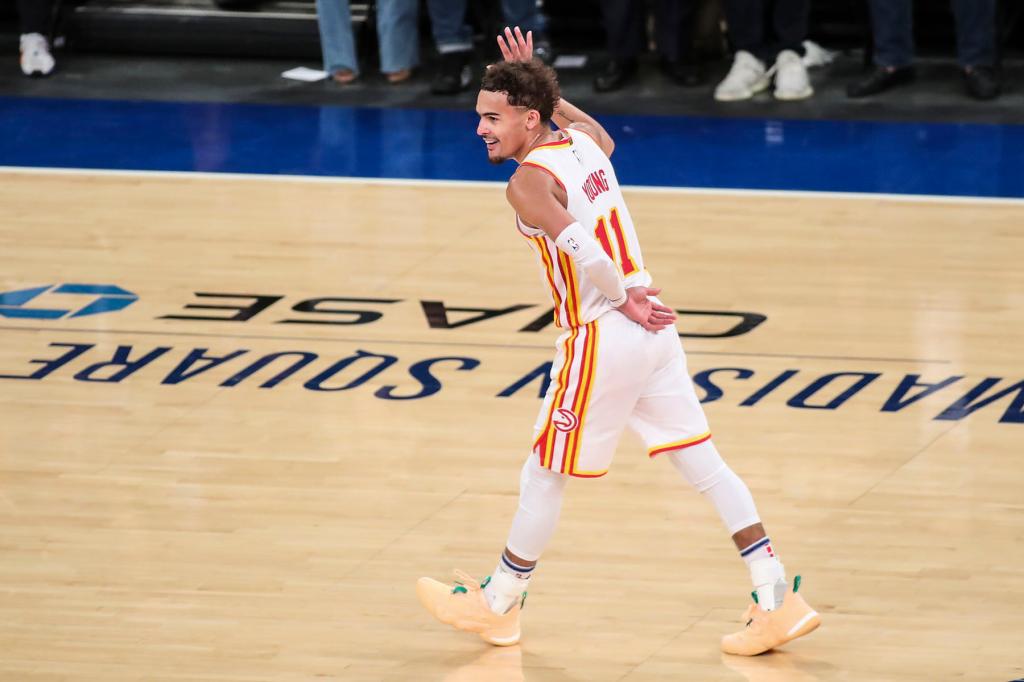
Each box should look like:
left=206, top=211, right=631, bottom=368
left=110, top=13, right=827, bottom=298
left=480, top=60, right=561, bottom=122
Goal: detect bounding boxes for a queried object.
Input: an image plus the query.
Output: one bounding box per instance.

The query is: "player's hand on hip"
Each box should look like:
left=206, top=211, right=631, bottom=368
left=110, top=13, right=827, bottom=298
left=497, top=26, right=533, bottom=63
left=618, top=286, right=676, bottom=332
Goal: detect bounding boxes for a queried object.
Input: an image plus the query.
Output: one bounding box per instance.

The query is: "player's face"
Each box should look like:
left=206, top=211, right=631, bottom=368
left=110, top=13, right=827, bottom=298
left=475, top=90, right=532, bottom=164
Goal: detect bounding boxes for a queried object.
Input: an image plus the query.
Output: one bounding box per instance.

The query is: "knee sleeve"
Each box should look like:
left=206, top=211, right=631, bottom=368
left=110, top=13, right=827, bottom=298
left=667, top=440, right=761, bottom=535
left=505, top=455, right=569, bottom=562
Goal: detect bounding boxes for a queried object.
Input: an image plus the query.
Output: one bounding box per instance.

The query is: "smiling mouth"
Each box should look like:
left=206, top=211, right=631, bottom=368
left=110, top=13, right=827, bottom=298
left=483, top=139, right=498, bottom=150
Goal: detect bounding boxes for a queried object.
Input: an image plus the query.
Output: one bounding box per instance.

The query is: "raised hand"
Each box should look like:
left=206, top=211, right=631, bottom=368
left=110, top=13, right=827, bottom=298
left=617, top=286, right=677, bottom=332
left=497, top=26, right=533, bottom=63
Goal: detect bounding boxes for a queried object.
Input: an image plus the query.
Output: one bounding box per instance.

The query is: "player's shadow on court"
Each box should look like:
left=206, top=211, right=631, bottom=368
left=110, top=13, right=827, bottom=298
left=437, top=645, right=583, bottom=682
left=721, top=650, right=837, bottom=682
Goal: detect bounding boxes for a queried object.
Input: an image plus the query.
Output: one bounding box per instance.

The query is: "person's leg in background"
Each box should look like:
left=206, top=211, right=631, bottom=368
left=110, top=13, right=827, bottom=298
left=768, top=0, right=812, bottom=100
left=501, top=0, right=553, bottom=63
left=316, top=0, right=359, bottom=83
left=846, top=0, right=915, bottom=97
left=951, top=0, right=1000, bottom=99
left=655, top=0, right=706, bottom=87
left=376, top=0, right=420, bottom=83
left=714, top=0, right=771, bottom=101
left=17, top=0, right=55, bottom=77
left=594, top=0, right=645, bottom=92
left=425, top=0, right=474, bottom=94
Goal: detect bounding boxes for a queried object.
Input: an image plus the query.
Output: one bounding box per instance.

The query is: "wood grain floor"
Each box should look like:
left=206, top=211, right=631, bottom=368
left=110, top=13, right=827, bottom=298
left=1, top=170, right=1022, bottom=681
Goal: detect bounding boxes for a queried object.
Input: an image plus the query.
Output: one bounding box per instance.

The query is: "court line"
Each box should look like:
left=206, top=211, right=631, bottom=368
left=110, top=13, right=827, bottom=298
left=848, top=421, right=963, bottom=506
left=2, top=165, right=1023, bottom=205
left=0, top=325, right=952, bottom=364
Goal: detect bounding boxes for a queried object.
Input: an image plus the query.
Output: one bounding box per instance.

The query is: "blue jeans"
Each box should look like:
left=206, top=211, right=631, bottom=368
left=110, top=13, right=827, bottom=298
left=425, top=0, right=546, bottom=53
left=317, top=0, right=419, bottom=75
left=870, top=0, right=995, bottom=69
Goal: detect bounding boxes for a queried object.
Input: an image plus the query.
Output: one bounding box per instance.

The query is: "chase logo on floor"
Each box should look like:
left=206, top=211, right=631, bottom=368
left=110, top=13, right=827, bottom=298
left=0, top=284, right=138, bottom=320
left=0, top=285, right=1021, bottom=424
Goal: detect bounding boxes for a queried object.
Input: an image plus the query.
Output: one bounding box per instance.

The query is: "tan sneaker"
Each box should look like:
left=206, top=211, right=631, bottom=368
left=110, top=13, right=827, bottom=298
left=721, top=576, right=821, bottom=656
left=416, top=570, right=523, bottom=646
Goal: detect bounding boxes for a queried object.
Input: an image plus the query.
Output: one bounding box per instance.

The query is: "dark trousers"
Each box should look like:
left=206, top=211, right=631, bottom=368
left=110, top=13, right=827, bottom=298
left=870, top=0, right=995, bottom=68
left=426, top=0, right=545, bottom=52
left=598, top=0, right=700, bottom=63
left=723, top=0, right=810, bottom=64
left=18, top=0, right=53, bottom=34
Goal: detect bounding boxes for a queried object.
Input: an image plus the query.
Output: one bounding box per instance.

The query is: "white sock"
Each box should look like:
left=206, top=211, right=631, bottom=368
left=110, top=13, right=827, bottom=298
left=483, top=554, right=532, bottom=614
left=745, top=550, right=787, bottom=612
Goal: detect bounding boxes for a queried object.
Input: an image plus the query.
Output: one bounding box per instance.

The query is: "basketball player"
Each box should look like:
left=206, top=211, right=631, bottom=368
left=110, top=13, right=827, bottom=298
left=417, top=26, right=820, bottom=656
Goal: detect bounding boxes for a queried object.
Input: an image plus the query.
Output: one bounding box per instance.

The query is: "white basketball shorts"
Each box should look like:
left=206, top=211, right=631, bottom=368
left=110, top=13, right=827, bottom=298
left=532, top=308, right=711, bottom=478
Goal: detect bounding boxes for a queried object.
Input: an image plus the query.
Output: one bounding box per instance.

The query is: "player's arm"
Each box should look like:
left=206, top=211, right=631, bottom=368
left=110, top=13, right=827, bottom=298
left=496, top=27, right=615, bottom=157
left=507, top=169, right=675, bottom=332
left=508, top=167, right=626, bottom=307
left=551, top=100, right=615, bottom=158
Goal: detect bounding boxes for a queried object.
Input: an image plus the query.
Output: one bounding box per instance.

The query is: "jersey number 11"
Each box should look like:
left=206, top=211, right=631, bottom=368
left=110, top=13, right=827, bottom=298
left=594, top=207, right=638, bottom=276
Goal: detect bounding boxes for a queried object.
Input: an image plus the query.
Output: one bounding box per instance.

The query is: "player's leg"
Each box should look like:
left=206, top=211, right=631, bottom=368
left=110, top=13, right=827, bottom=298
left=415, top=455, right=566, bottom=646
left=482, top=455, right=568, bottom=613
left=663, top=439, right=783, bottom=609
left=630, top=331, right=819, bottom=654
left=417, top=324, right=594, bottom=645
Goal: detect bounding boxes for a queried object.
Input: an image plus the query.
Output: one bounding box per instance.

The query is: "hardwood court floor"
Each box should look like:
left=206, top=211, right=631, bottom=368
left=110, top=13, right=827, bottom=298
left=0, top=170, right=1022, bottom=681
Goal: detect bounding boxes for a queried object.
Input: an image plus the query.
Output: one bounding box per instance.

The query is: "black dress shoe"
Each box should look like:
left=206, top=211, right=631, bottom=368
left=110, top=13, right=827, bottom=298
left=963, top=66, right=1000, bottom=100
left=431, top=51, right=472, bottom=95
left=593, top=59, right=637, bottom=93
left=846, top=66, right=914, bottom=98
left=659, top=58, right=706, bottom=87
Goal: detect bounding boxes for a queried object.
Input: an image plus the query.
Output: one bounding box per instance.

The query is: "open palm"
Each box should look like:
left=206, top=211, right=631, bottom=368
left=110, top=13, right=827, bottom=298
left=497, top=26, right=533, bottom=63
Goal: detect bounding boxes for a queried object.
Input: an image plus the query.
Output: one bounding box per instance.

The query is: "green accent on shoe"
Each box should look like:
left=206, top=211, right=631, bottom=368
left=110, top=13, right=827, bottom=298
left=452, top=585, right=468, bottom=594
left=751, top=590, right=759, bottom=604
left=520, top=591, right=528, bottom=609
left=794, top=575, right=802, bottom=593
left=480, top=575, right=491, bottom=589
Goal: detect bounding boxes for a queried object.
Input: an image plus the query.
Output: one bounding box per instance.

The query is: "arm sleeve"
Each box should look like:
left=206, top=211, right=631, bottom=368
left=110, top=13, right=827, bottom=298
left=554, top=222, right=627, bottom=307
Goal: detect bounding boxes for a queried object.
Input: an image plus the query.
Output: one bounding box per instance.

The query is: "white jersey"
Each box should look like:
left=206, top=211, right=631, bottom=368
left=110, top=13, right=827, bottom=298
left=515, top=127, right=652, bottom=329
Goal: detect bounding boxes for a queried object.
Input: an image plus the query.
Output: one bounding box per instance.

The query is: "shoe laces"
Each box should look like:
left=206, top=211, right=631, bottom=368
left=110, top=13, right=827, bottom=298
left=451, top=569, right=483, bottom=594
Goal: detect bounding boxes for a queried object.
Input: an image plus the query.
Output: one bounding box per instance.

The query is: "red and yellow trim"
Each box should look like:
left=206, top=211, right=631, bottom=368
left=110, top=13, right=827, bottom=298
left=533, top=321, right=601, bottom=475
left=564, top=321, right=599, bottom=475
left=534, top=325, right=580, bottom=468
left=648, top=431, right=712, bottom=458
left=533, top=135, right=573, bottom=150
left=531, top=235, right=562, bottom=328
left=555, top=250, right=581, bottom=328
left=520, top=161, right=566, bottom=192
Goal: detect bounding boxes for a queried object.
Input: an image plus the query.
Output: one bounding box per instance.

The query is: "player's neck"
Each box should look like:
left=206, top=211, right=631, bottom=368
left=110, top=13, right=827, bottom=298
left=515, top=128, right=563, bottom=164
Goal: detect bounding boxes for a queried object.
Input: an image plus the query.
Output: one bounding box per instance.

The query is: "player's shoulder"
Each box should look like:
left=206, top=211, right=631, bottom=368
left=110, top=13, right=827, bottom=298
left=510, top=160, right=564, bottom=196
left=565, top=123, right=602, bottom=147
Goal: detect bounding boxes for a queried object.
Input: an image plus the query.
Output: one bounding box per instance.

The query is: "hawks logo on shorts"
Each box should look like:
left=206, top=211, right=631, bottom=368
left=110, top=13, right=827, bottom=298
left=552, top=408, right=579, bottom=432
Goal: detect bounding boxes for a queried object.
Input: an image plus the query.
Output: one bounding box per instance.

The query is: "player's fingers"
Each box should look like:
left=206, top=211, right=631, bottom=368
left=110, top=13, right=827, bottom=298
left=526, top=30, right=533, bottom=54
left=503, top=27, right=517, bottom=56
left=645, top=287, right=662, bottom=296
left=506, top=27, right=523, bottom=59
left=497, top=35, right=513, bottom=61
left=650, top=302, right=674, bottom=313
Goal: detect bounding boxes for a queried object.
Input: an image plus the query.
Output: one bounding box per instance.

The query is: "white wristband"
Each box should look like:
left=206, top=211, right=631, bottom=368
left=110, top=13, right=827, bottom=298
left=554, top=222, right=627, bottom=307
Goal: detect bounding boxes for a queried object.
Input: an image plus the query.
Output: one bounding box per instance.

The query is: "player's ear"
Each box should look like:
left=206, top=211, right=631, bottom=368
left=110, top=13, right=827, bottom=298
left=525, top=108, right=541, bottom=130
